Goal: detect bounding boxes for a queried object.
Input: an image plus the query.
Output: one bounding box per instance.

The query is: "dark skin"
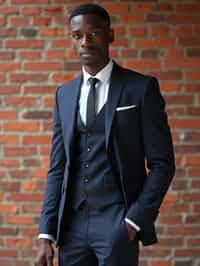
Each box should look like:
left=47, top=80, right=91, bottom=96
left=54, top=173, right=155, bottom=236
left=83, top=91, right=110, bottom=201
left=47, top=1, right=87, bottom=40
left=35, top=13, right=136, bottom=266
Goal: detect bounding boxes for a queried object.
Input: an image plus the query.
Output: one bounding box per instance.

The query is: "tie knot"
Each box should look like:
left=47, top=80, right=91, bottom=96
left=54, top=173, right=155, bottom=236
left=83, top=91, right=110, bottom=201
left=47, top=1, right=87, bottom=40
left=88, top=77, right=99, bottom=88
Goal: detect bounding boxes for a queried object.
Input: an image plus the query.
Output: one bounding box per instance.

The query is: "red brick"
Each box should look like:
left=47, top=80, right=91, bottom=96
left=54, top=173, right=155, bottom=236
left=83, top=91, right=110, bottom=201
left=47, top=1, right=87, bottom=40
left=6, top=39, right=43, bottom=49
left=12, top=0, right=48, bottom=3
left=52, top=73, right=74, bottom=83
left=167, top=226, right=200, bottom=235
left=0, top=111, right=17, bottom=120
left=159, top=215, right=182, bottom=224
left=0, top=16, right=5, bottom=26
left=181, top=156, right=200, bottom=167
left=8, top=170, right=32, bottom=179
left=45, top=50, right=65, bottom=60
left=179, top=38, right=200, bottom=47
left=6, top=238, right=33, bottom=247
left=21, top=6, right=41, bottom=15
left=4, top=147, right=37, bottom=156
left=24, top=85, right=55, bottom=94
left=175, top=249, right=200, bottom=257
left=23, top=204, right=41, bottom=213
left=0, top=205, right=18, bottom=214
left=164, top=58, right=200, bottom=69
left=165, top=95, right=193, bottom=105
left=173, top=26, right=193, bottom=38
left=19, top=51, right=41, bottom=60
left=0, top=135, right=19, bottom=144
left=0, top=160, right=19, bottom=168
left=0, top=182, right=20, bottom=192
left=185, top=71, right=200, bottom=80
left=136, top=38, right=174, bottom=48
left=170, top=119, right=200, bottom=129
left=160, top=82, right=181, bottom=93
left=189, top=168, right=200, bottom=176
left=0, top=1, right=200, bottom=265
left=51, top=39, right=73, bottom=48
left=151, top=261, right=170, bottom=266
left=43, top=97, right=54, bottom=108
left=154, top=3, right=173, bottom=12
left=32, top=16, right=51, bottom=26
left=10, top=17, right=29, bottom=26
left=0, top=7, right=18, bottom=14
left=120, top=14, right=145, bottom=24
left=0, top=73, right=5, bottom=82
left=106, top=3, right=129, bottom=14
left=3, top=122, right=39, bottom=132
left=0, top=228, right=17, bottom=236
left=0, top=63, right=19, bottom=72
left=176, top=4, right=200, bottom=13
left=0, top=250, right=18, bottom=257
left=7, top=193, right=43, bottom=202
left=125, top=60, right=161, bottom=70
left=22, top=181, right=38, bottom=191
left=24, top=62, right=61, bottom=71
left=167, top=15, right=200, bottom=24
left=23, top=135, right=51, bottom=145
left=185, top=215, right=200, bottom=224
left=4, top=96, right=37, bottom=107
left=187, top=238, right=200, bottom=246
left=39, top=27, right=64, bottom=37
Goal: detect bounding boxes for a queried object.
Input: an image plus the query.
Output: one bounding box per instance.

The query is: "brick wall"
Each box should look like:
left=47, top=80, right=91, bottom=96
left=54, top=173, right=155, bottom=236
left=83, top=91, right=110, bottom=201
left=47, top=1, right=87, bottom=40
left=0, top=0, right=200, bottom=265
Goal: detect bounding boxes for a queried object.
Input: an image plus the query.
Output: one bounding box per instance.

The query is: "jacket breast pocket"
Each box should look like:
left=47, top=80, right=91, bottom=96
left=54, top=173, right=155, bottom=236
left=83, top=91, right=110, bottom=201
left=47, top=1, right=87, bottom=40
left=115, top=107, right=139, bottom=128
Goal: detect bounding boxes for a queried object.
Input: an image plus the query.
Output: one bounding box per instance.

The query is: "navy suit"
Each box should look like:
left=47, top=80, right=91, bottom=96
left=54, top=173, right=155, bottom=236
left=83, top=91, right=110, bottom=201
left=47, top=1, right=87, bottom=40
left=39, top=62, right=175, bottom=261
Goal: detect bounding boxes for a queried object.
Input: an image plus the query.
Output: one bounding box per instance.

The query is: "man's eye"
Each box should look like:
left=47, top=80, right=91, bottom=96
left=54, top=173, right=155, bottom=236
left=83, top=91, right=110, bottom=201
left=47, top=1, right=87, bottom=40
left=71, top=33, right=82, bottom=40
left=90, top=31, right=101, bottom=37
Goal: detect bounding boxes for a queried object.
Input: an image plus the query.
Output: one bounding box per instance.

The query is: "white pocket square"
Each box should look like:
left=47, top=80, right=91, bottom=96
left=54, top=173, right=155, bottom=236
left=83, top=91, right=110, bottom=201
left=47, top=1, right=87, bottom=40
left=116, top=105, right=136, bottom=111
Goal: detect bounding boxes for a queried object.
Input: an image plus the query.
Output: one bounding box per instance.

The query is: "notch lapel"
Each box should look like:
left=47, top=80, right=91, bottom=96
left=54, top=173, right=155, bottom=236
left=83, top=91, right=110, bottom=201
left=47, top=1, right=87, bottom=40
left=62, top=75, right=82, bottom=165
left=105, top=63, right=124, bottom=149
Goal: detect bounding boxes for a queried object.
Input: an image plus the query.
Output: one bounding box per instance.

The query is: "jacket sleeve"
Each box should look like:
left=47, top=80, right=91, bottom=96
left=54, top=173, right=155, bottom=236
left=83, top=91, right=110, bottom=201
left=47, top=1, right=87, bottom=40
left=126, top=77, right=175, bottom=230
left=38, top=88, right=66, bottom=239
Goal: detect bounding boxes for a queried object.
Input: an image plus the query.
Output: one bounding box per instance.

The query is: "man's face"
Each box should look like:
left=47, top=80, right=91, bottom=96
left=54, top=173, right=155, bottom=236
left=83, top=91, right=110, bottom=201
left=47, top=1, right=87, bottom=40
left=69, top=14, right=114, bottom=71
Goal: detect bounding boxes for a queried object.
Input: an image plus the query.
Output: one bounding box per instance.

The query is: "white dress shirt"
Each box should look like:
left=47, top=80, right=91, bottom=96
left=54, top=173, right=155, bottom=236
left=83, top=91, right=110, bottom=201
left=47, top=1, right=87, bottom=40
left=38, top=60, right=140, bottom=242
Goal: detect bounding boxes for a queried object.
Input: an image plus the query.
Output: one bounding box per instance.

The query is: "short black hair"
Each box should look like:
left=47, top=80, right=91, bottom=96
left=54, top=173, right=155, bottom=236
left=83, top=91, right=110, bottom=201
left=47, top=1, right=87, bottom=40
left=69, top=3, right=110, bottom=26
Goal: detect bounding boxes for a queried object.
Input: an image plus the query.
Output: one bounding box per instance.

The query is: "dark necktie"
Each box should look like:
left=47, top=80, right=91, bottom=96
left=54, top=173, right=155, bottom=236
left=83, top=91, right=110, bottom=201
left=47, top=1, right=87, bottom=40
left=86, top=77, right=99, bottom=127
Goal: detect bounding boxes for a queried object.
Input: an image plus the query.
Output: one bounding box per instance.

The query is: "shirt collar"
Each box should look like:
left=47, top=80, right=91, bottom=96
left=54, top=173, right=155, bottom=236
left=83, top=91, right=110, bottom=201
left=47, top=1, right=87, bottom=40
left=82, top=60, right=113, bottom=86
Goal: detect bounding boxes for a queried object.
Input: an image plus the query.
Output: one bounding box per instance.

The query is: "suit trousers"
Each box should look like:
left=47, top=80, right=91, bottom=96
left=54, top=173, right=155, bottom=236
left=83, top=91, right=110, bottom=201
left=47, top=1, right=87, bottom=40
left=58, top=202, right=139, bottom=266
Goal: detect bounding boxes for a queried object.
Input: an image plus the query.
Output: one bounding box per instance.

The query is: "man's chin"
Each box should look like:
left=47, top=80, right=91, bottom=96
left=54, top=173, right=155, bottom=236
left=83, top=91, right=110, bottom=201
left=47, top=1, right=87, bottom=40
left=80, top=57, right=95, bottom=67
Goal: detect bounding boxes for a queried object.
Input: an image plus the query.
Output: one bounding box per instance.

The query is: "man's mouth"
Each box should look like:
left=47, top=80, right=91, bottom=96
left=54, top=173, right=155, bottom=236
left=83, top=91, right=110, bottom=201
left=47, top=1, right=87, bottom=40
left=80, top=51, right=95, bottom=58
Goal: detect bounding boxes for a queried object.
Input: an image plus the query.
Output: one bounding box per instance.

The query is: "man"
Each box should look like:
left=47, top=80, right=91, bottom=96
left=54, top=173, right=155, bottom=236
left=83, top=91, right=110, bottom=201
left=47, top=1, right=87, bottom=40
left=35, top=3, right=175, bottom=266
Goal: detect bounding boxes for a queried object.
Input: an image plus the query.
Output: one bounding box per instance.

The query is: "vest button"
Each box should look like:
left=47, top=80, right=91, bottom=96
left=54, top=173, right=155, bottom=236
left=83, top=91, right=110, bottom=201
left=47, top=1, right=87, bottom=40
left=85, top=164, right=89, bottom=168
left=87, top=147, right=91, bottom=152
left=84, top=178, right=89, bottom=183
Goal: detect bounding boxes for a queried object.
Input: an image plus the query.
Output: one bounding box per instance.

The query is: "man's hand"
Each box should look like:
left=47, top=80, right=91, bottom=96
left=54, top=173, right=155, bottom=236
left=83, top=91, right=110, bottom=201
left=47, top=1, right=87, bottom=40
left=35, top=239, right=54, bottom=266
left=125, top=222, right=137, bottom=241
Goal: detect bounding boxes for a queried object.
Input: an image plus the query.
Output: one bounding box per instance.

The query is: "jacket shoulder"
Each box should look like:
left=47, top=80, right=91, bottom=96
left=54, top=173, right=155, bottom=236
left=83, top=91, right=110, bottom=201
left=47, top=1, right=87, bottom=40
left=56, top=74, right=82, bottom=96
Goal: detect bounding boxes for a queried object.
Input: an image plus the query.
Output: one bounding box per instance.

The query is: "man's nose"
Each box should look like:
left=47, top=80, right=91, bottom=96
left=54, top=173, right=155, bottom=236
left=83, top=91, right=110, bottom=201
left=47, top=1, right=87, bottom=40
left=80, top=34, right=91, bottom=47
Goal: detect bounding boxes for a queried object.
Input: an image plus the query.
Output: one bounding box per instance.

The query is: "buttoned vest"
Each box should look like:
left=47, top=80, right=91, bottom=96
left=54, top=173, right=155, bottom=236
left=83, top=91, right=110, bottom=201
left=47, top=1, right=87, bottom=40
left=67, top=105, right=123, bottom=209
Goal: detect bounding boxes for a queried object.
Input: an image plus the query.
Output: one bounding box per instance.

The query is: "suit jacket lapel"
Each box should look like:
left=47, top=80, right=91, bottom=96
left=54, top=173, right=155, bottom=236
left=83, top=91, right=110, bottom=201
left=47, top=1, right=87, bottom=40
left=63, top=75, right=82, bottom=164
left=105, top=63, right=124, bottom=149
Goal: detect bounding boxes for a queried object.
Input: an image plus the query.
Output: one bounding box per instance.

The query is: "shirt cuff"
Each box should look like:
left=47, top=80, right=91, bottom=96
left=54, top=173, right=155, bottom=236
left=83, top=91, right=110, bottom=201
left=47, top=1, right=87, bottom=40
left=125, top=218, right=141, bottom=232
left=38, top=233, right=55, bottom=242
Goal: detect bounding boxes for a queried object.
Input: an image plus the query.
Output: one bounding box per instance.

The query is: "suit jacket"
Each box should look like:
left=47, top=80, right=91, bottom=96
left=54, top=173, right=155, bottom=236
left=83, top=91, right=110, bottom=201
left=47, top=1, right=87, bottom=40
left=39, top=62, right=175, bottom=246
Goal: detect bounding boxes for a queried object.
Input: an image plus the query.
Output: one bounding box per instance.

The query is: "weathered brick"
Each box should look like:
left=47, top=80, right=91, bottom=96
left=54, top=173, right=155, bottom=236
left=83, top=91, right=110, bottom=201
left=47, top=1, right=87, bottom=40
left=23, top=110, right=52, bottom=119
left=20, top=28, right=37, bottom=37
left=0, top=1, right=200, bottom=265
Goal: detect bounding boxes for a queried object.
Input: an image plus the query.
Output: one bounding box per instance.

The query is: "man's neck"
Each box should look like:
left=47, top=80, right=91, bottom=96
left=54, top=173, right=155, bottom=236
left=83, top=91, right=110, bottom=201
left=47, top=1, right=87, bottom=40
left=83, top=59, right=110, bottom=76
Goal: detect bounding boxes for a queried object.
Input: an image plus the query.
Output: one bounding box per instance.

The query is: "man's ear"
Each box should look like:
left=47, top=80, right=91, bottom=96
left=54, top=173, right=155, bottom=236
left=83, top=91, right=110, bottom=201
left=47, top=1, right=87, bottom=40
left=109, top=28, right=114, bottom=43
